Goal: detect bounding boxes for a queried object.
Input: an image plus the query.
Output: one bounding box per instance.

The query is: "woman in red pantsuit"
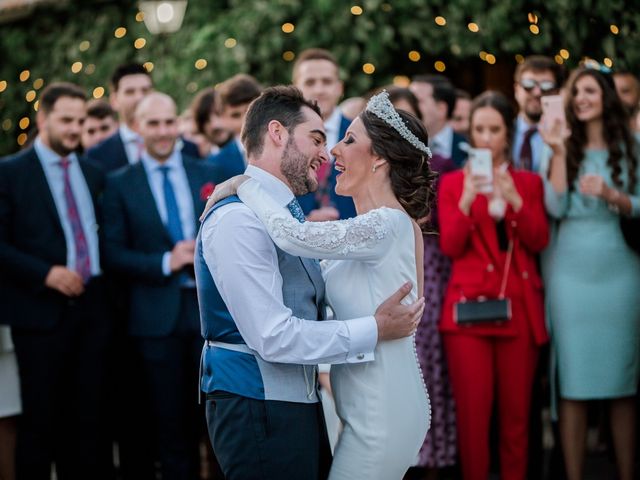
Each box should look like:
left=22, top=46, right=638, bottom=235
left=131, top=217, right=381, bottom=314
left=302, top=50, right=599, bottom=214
left=438, top=91, right=549, bottom=480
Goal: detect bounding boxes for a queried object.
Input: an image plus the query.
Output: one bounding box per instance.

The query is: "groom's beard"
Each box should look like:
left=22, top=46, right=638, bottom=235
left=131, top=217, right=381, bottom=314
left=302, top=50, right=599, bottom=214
left=280, top=137, right=318, bottom=196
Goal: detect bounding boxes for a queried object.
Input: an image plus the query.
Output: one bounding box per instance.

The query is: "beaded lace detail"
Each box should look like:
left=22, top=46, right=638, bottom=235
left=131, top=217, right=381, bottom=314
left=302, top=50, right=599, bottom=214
left=265, top=208, right=391, bottom=256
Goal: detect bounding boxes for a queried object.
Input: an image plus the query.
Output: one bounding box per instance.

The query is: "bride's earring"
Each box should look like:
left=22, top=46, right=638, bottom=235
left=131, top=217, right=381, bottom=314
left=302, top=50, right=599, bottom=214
left=372, top=165, right=377, bottom=173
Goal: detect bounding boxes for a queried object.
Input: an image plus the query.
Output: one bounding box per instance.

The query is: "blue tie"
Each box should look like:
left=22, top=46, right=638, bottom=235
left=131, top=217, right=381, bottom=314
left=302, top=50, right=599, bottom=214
left=287, top=198, right=306, bottom=223
left=159, top=166, right=184, bottom=244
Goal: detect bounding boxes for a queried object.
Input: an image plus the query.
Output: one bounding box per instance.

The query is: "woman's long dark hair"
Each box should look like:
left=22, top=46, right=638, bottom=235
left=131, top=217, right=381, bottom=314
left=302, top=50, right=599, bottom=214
left=565, top=67, right=637, bottom=192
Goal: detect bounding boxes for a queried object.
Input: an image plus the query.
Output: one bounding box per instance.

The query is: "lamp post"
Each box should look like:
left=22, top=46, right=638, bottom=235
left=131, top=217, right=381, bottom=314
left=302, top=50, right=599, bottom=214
left=139, top=1, right=187, bottom=34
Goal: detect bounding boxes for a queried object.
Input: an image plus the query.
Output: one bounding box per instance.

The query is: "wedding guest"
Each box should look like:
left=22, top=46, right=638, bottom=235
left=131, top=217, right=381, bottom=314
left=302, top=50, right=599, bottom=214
left=451, top=89, right=472, bottom=137
left=191, top=87, right=232, bottom=155
left=540, top=65, right=640, bottom=480
left=613, top=70, right=640, bottom=133
left=438, top=91, right=549, bottom=480
left=0, top=82, right=112, bottom=480
left=81, top=99, right=118, bottom=151
left=293, top=48, right=356, bottom=220
left=410, top=75, right=468, bottom=167
left=512, top=55, right=564, bottom=172
left=388, top=87, right=458, bottom=478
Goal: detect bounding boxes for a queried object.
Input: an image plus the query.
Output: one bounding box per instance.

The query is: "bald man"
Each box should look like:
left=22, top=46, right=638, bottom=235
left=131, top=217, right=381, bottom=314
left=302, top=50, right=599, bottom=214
left=102, top=92, right=224, bottom=480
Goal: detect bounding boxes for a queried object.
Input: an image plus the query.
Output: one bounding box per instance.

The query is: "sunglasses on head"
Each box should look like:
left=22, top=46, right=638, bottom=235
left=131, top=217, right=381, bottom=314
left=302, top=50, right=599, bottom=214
left=519, top=78, right=557, bottom=93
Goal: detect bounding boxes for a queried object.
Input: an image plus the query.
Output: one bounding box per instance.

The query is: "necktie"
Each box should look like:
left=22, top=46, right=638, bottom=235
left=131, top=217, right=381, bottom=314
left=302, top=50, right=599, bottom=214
left=518, top=126, right=537, bottom=171
left=59, top=158, right=92, bottom=283
left=287, top=198, right=306, bottom=223
left=159, top=166, right=184, bottom=244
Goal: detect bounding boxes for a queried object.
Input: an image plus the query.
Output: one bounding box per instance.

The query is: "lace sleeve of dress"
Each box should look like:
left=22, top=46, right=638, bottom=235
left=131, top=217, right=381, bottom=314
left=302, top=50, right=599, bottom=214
left=237, top=178, right=396, bottom=261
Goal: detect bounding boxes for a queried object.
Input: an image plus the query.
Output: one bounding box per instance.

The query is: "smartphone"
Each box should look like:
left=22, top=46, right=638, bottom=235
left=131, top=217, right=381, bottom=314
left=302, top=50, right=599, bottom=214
left=541, top=95, right=566, bottom=130
left=469, top=148, right=493, bottom=193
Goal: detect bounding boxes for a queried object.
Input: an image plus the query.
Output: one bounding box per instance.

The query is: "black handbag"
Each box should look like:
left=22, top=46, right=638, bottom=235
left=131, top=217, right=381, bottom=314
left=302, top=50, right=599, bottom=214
left=620, top=216, right=640, bottom=255
left=454, top=240, right=513, bottom=326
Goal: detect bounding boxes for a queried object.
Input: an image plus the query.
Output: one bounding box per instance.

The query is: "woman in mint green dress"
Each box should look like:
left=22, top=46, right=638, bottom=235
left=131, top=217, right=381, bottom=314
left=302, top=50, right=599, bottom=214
left=541, top=66, right=640, bottom=480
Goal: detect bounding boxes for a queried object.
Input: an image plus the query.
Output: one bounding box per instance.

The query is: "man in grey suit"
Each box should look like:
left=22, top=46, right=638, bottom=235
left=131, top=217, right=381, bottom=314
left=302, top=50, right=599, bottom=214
left=196, top=86, right=424, bottom=479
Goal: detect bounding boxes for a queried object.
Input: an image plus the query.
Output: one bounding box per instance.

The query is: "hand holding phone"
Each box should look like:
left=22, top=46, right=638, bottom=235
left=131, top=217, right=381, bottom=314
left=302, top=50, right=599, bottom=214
left=469, top=148, right=493, bottom=193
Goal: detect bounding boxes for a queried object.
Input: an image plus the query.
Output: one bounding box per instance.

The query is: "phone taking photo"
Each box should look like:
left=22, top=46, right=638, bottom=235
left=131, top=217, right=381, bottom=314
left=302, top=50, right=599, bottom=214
left=541, top=94, right=566, bottom=131
left=469, top=148, right=493, bottom=193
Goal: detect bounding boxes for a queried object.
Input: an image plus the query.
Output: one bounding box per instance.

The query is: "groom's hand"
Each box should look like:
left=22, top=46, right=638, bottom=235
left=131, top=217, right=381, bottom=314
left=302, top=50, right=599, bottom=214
left=374, top=282, right=425, bottom=341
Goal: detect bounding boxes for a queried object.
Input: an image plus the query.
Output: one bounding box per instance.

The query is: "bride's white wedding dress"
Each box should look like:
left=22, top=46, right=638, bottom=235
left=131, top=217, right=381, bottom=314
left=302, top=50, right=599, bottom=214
left=237, top=180, right=431, bottom=480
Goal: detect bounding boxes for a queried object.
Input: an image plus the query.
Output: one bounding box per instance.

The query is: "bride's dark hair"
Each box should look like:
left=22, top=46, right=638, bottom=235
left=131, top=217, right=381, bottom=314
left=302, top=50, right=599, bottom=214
left=360, top=109, right=437, bottom=223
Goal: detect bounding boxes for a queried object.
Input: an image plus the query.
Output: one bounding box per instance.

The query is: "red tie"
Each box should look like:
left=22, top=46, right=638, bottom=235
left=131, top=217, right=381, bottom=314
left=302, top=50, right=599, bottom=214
left=518, top=127, right=537, bottom=171
left=59, top=157, right=92, bottom=283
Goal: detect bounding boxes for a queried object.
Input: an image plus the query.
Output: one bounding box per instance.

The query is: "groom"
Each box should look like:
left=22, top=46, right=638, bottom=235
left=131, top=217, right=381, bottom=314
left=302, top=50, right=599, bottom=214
left=195, top=86, right=424, bottom=479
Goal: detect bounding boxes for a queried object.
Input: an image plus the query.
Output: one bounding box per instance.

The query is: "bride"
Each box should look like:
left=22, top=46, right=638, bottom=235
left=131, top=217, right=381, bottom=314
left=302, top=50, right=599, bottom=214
left=209, top=91, right=434, bottom=479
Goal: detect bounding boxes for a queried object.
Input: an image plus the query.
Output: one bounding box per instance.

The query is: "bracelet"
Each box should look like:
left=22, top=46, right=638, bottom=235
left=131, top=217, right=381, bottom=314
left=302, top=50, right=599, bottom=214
left=607, top=188, right=620, bottom=214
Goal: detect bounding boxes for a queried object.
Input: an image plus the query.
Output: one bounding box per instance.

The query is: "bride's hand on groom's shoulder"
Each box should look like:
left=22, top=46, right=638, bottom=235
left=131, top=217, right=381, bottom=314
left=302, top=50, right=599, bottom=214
left=374, top=282, right=425, bottom=341
left=199, top=175, right=251, bottom=221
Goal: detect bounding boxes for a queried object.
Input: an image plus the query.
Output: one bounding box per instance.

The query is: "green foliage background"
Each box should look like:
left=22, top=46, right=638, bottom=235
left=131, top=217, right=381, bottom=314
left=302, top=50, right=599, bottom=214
left=1, top=0, right=639, bottom=155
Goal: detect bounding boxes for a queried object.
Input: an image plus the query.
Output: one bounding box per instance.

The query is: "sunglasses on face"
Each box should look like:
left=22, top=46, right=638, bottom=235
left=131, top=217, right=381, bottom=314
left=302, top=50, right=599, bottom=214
left=519, top=78, right=557, bottom=94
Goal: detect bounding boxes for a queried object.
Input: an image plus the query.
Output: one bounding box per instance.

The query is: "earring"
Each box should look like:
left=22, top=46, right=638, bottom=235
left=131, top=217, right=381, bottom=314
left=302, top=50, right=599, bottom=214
left=372, top=165, right=377, bottom=173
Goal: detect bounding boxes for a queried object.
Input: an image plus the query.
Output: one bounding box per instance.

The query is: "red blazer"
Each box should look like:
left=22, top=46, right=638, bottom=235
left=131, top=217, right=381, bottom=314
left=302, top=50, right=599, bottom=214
left=437, top=168, right=549, bottom=345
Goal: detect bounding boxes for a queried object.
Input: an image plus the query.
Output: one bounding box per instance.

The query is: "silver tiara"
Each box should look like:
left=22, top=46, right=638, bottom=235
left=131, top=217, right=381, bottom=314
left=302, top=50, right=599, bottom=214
left=366, top=90, right=432, bottom=158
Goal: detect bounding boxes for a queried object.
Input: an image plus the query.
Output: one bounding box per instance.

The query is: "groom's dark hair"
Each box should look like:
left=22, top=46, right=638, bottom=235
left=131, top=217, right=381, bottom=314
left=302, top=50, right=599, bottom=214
left=241, top=85, right=321, bottom=158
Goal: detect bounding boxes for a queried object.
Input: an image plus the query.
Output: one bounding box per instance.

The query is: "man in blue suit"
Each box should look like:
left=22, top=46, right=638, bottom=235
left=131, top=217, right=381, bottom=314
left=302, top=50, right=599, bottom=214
left=102, top=92, right=223, bottom=480
left=410, top=74, right=468, bottom=168
left=293, top=48, right=356, bottom=220
left=88, top=63, right=200, bottom=172
left=0, top=83, right=112, bottom=479
left=207, top=74, right=262, bottom=180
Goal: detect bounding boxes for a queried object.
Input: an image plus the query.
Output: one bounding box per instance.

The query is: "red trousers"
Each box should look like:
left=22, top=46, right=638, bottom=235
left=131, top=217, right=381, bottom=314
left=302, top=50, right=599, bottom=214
left=444, top=329, right=539, bottom=480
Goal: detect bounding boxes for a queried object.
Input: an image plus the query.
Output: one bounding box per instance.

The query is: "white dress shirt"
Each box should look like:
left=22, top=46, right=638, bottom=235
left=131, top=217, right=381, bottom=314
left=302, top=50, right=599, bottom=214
left=201, top=165, right=377, bottom=365
left=430, top=124, right=454, bottom=159
left=512, top=115, right=544, bottom=173
left=35, top=137, right=101, bottom=277
left=140, top=149, right=196, bottom=276
left=119, top=124, right=143, bottom=165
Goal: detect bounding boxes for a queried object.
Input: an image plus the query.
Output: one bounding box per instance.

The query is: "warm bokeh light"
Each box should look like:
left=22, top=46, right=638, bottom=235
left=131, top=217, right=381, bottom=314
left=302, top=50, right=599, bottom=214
left=610, top=24, right=619, bottom=35
left=134, top=38, right=147, bottom=49
left=408, top=51, right=421, bottom=62
left=530, top=24, right=540, bottom=34
left=282, top=51, right=295, bottom=61
left=528, top=12, right=538, bottom=24
left=435, top=16, right=446, bottom=26
left=555, top=55, right=564, bottom=65
left=515, top=54, right=525, bottom=64
left=604, top=58, right=613, bottom=68
left=485, top=54, right=496, bottom=64
left=281, top=23, right=295, bottom=33
left=0, top=80, right=6, bottom=93
left=351, top=6, right=363, bottom=15
left=25, top=90, right=36, bottom=102
left=93, top=87, right=105, bottom=99
left=71, top=62, right=83, bottom=74
left=2, top=119, right=11, bottom=131
left=468, top=22, right=479, bottom=32
left=434, top=61, right=446, bottom=72
left=393, top=75, right=410, bottom=87
left=479, top=51, right=487, bottom=61
left=17, top=133, right=28, bottom=146
left=560, top=49, right=570, bottom=60
left=79, top=40, right=90, bottom=52
left=224, top=38, right=237, bottom=48
left=362, top=63, right=375, bottom=74
left=33, top=78, right=44, bottom=89
left=33, top=100, right=39, bottom=111
left=143, top=62, right=154, bottom=72
left=19, top=117, right=30, bottom=130
left=114, top=27, right=127, bottom=38
left=136, top=11, right=145, bottom=22
left=195, top=59, right=207, bottom=70
left=19, top=70, right=30, bottom=82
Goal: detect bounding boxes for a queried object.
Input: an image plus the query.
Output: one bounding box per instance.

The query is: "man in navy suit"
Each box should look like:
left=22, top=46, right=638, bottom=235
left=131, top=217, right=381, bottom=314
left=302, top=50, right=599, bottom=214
left=207, top=74, right=262, bottom=180
left=102, top=92, right=223, bottom=480
left=410, top=74, right=468, bottom=168
left=293, top=48, right=356, bottom=220
left=88, top=63, right=200, bottom=172
left=0, top=83, right=112, bottom=479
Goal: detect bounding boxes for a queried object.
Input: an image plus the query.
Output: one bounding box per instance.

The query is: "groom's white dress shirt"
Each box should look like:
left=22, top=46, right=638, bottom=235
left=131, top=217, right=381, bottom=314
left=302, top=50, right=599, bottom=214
left=201, top=165, right=377, bottom=364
